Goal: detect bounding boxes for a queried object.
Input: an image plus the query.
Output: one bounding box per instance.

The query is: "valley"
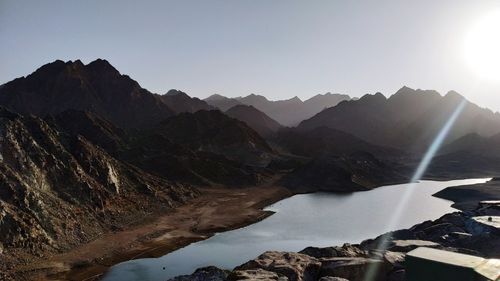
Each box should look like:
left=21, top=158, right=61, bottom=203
left=1, top=59, right=500, bottom=281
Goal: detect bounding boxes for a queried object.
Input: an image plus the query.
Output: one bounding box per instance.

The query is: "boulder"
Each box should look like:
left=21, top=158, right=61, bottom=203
left=235, top=251, right=321, bottom=281
left=227, top=269, right=288, bottom=281
left=299, top=244, right=366, bottom=258
left=319, top=257, right=388, bottom=281
left=382, top=251, right=405, bottom=268
left=168, top=266, right=229, bottom=281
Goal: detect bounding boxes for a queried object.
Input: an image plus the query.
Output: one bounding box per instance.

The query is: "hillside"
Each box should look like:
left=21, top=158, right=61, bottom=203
left=225, top=104, right=282, bottom=138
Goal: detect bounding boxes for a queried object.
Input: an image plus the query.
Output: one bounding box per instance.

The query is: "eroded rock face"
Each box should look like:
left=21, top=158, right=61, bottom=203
left=300, top=244, right=367, bottom=259
left=227, top=269, right=289, bottom=281
left=235, top=251, right=322, bottom=281
left=0, top=108, right=197, bottom=255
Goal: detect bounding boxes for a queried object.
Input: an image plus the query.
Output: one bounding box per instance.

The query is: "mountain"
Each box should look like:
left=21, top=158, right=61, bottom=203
left=298, top=87, right=500, bottom=151
left=225, top=105, right=282, bottom=138
left=153, top=110, right=275, bottom=166
left=0, top=107, right=197, bottom=256
left=439, top=132, right=500, bottom=157
left=204, top=94, right=242, bottom=111
left=274, top=126, right=402, bottom=159
left=300, top=92, right=351, bottom=121
left=0, top=59, right=175, bottom=129
left=280, top=152, right=408, bottom=192
left=159, top=89, right=214, bottom=114
left=205, top=93, right=350, bottom=126
left=46, top=109, right=268, bottom=186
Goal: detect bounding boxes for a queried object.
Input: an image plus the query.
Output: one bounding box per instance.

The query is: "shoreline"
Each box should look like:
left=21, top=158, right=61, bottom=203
left=15, top=185, right=291, bottom=281
left=11, top=177, right=497, bottom=280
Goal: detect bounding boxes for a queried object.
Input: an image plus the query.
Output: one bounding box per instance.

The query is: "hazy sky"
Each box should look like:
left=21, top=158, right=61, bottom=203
left=1, top=0, right=500, bottom=111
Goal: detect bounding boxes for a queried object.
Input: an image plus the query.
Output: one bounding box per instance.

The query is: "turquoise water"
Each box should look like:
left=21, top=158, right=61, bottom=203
left=102, top=178, right=489, bottom=281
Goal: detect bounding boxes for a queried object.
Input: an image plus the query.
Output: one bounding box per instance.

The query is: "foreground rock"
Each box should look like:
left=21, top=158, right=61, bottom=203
left=235, top=251, right=321, bottom=281
left=169, top=202, right=500, bottom=281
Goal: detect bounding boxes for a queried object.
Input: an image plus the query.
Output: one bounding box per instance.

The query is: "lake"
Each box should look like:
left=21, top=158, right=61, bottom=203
left=102, top=178, right=489, bottom=281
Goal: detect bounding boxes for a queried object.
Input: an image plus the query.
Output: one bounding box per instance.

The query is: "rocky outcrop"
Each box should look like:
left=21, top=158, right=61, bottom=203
left=235, top=251, right=322, bottom=281
left=228, top=269, right=289, bottom=281
left=0, top=107, right=197, bottom=260
left=168, top=266, right=230, bottom=281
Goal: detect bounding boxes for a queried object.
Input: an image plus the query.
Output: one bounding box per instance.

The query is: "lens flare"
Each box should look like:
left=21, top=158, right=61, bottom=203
left=362, top=98, right=467, bottom=281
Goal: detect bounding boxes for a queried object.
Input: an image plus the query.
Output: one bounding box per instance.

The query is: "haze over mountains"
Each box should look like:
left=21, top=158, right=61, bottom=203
left=205, top=92, right=350, bottom=126
left=2, top=59, right=500, bottom=272
left=298, top=87, right=500, bottom=152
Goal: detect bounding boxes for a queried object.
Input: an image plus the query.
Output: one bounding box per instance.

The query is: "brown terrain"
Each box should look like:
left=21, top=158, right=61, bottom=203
left=12, top=185, right=290, bottom=281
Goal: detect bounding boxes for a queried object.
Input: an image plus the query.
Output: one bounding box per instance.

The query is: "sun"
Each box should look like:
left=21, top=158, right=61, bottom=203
left=464, top=10, right=500, bottom=81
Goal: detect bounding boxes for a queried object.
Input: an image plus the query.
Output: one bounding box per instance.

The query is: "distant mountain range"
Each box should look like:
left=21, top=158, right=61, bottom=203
left=204, top=92, right=350, bottom=126
left=297, top=86, right=500, bottom=151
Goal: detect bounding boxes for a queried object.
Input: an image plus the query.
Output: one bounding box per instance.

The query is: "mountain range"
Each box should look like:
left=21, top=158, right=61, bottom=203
left=3, top=59, right=500, bottom=272
left=204, top=92, right=350, bottom=126
left=297, top=87, right=500, bottom=152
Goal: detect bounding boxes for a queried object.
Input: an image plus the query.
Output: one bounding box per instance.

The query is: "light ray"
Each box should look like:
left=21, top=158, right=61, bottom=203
left=362, top=98, right=467, bottom=281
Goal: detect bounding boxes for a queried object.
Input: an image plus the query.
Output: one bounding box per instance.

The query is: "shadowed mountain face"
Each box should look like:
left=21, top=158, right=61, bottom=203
left=225, top=105, right=282, bottom=138
left=0, top=107, right=197, bottom=254
left=45, top=109, right=128, bottom=155
left=280, top=152, right=408, bottom=193
left=154, top=110, right=275, bottom=166
left=205, top=93, right=350, bottom=126
left=440, top=132, right=500, bottom=157
left=159, top=89, right=214, bottom=114
left=298, top=87, right=500, bottom=151
left=0, top=59, right=175, bottom=129
left=274, top=127, right=403, bottom=159
left=45, top=109, right=269, bottom=186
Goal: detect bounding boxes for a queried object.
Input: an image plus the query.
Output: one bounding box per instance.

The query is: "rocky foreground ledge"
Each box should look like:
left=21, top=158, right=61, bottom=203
left=168, top=202, right=500, bottom=281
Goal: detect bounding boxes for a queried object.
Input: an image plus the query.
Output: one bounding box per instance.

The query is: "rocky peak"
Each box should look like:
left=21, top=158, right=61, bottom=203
left=0, top=59, right=175, bottom=129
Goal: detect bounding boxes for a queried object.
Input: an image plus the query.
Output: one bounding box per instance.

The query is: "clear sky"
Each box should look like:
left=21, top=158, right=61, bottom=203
left=1, top=0, right=500, bottom=111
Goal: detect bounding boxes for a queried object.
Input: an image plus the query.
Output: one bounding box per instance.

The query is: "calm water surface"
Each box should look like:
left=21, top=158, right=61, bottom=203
left=103, top=178, right=489, bottom=281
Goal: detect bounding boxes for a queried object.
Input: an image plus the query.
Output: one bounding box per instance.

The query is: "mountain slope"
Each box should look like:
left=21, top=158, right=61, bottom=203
left=225, top=104, right=282, bottom=138
left=298, top=87, right=500, bottom=151
left=280, top=152, right=408, bottom=192
left=275, top=127, right=402, bottom=159
left=0, top=59, right=175, bottom=129
left=204, top=94, right=242, bottom=111
left=46, top=109, right=267, bottom=186
left=154, top=110, right=274, bottom=166
left=0, top=107, right=197, bottom=256
left=159, top=89, right=214, bottom=114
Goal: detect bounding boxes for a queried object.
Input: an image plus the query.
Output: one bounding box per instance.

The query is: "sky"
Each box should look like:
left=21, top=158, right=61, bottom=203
left=1, top=0, right=500, bottom=111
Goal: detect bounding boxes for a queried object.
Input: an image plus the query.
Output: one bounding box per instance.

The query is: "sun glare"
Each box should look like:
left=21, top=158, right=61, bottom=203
left=464, top=10, right=500, bottom=81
